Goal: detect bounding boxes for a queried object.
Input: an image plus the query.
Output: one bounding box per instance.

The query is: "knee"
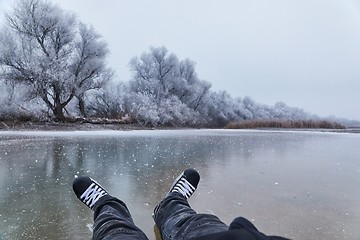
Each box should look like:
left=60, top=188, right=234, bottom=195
left=229, top=217, right=258, bottom=231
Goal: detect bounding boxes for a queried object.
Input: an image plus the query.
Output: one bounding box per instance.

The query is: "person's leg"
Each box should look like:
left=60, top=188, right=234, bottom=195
left=229, top=217, right=259, bottom=232
left=153, top=169, right=228, bottom=240
left=229, top=217, right=291, bottom=240
left=73, top=176, right=148, bottom=240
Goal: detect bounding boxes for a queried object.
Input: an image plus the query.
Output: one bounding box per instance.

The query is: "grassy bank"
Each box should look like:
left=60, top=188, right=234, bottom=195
left=225, top=119, right=346, bottom=129
left=1, top=118, right=347, bottom=131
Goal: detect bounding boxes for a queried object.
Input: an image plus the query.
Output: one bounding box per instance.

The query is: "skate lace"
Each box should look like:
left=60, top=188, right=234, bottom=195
left=173, top=177, right=196, bottom=198
left=80, top=183, right=107, bottom=208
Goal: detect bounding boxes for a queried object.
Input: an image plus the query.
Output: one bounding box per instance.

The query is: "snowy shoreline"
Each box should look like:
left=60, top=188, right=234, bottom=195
left=1, top=121, right=359, bottom=134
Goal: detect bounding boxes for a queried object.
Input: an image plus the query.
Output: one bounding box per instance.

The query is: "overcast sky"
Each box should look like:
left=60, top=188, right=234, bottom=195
left=1, top=0, right=360, bottom=120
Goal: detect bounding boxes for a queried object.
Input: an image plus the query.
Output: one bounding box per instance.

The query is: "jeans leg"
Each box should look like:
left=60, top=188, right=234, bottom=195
left=229, top=217, right=290, bottom=240
left=153, top=192, right=228, bottom=240
left=92, top=195, right=148, bottom=240
left=229, top=217, right=259, bottom=232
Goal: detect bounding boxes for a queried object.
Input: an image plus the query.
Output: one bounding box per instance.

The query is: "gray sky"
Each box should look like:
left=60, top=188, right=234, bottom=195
left=1, top=0, right=360, bottom=120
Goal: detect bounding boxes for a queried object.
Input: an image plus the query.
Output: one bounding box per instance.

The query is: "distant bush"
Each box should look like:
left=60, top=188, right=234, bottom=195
left=225, top=119, right=346, bottom=129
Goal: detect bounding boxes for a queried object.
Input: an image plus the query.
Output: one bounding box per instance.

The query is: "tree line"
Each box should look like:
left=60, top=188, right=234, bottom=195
left=0, top=0, right=343, bottom=128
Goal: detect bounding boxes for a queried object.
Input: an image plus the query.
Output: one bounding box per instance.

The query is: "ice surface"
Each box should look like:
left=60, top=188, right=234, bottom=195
left=0, top=129, right=359, bottom=239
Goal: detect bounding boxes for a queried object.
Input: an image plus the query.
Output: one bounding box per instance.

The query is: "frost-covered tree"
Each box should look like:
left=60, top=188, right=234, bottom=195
left=124, top=91, right=201, bottom=126
left=170, top=59, right=212, bottom=112
left=271, top=101, right=308, bottom=120
left=0, top=80, right=46, bottom=120
left=238, top=97, right=311, bottom=121
left=129, top=46, right=179, bottom=103
left=0, top=0, right=112, bottom=120
left=124, top=92, right=160, bottom=125
left=198, top=90, right=243, bottom=126
left=234, top=97, right=253, bottom=120
left=86, top=81, right=127, bottom=119
left=241, top=96, right=272, bottom=119
left=128, top=47, right=214, bottom=125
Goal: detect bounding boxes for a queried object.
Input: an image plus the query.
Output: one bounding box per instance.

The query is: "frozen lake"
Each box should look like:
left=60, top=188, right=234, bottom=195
left=0, top=129, right=359, bottom=240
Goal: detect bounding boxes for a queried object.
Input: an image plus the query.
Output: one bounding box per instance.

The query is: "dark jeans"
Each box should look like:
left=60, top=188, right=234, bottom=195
left=92, top=193, right=228, bottom=240
left=153, top=192, right=229, bottom=239
left=92, top=195, right=148, bottom=240
left=153, top=193, right=289, bottom=240
left=92, top=193, right=289, bottom=240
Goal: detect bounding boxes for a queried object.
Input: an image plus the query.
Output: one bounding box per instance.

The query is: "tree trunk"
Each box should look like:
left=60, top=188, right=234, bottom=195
left=53, top=104, right=66, bottom=121
left=53, top=90, right=66, bottom=121
left=78, top=97, right=87, bottom=117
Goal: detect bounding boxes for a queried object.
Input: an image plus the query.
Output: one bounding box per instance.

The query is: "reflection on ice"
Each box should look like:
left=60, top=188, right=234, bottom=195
left=0, top=130, right=359, bottom=239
